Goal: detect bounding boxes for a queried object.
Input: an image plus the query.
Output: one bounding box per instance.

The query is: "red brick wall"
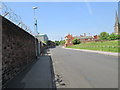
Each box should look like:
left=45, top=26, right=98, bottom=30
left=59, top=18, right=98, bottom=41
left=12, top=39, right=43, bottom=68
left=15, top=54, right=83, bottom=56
left=0, top=15, right=2, bottom=89
left=2, top=16, right=37, bottom=86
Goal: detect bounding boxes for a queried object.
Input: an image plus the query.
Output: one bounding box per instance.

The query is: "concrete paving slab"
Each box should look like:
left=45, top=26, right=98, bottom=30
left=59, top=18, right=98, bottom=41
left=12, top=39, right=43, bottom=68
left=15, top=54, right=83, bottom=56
left=4, top=55, right=54, bottom=88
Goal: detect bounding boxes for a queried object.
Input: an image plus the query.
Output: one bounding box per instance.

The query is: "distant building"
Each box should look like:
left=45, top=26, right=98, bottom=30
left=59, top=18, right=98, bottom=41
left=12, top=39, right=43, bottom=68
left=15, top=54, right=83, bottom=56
left=47, top=40, right=56, bottom=48
left=74, top=33, right=99, bottom=41
left=35, top=34, right=48, bottom=55
left=64, top=34, right=74, bottom=47
left=35, top=34, right=48, bottom=43
left=64, top=33, right=99, bottom=47
left=114, top=12, right=120, bottom=35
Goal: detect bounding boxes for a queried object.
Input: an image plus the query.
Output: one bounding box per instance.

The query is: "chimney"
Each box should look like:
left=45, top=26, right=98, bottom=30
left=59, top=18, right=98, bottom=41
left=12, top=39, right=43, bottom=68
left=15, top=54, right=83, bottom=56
left=80, top=35, right=83, bottom=37
left=84, top=33, right=86, bottom=36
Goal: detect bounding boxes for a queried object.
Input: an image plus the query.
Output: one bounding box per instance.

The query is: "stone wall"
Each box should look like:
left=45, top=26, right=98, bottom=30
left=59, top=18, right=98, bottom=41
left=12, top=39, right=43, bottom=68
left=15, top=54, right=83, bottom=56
left=2, top=16, right=37, bottom=87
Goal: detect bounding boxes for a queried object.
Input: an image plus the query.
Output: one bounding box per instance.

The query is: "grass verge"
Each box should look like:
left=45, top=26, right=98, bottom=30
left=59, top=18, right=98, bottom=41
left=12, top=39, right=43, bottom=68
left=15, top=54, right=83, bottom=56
left=66, top=40, right=120, bottom=53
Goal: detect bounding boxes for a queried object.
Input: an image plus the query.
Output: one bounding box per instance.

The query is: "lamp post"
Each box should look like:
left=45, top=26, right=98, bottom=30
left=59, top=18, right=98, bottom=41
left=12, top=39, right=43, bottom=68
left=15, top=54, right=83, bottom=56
left=33, top=7, right=38, bottom=58
left=33, top=7, right=38, bottom=35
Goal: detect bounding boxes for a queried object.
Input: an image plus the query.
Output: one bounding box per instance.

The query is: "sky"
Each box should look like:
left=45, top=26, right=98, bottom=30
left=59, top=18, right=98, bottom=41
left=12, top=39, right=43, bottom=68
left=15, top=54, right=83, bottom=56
left=4, top=2, right=118, bottom=41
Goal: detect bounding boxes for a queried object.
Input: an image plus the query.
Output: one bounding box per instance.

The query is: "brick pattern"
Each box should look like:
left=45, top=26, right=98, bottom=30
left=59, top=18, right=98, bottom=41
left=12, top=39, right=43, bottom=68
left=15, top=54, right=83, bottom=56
left=0, top=16, right=2, bottom=89
left=2, top=16, right=36, bottom=86
left=64, top=34, right=74, bottom=47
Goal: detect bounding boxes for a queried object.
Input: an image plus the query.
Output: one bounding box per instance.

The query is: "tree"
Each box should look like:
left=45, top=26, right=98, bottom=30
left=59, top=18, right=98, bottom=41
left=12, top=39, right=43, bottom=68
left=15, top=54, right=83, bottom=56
left=42, top=41, right=47, bottom=44
left=46, top=40, right=52, bottom=46
left=54, top=41, right=60, bottom=46
left=72, top=39, right=80, bottom=45
left=107, top=33, right=118, bottom=40
left=60, top=40, right=65, bottom=45
left=99, top=32, right=109, bottom=40
left=116, top=35, right=120, bottom=39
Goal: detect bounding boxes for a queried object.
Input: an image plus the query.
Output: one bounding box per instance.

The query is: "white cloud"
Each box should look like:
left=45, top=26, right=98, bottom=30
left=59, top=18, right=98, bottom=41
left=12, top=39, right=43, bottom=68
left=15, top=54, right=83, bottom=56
left=84, top=0, right=93, bottom=15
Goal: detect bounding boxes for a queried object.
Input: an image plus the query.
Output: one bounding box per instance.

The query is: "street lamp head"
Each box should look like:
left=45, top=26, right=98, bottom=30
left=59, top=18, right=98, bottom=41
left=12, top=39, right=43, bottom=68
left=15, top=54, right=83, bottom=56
left=33, top=7, right=38, bottom=9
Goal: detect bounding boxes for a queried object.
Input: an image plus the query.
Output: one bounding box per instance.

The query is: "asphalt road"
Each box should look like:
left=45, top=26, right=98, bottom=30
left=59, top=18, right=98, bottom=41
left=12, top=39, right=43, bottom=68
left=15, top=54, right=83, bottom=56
left=50, top=46, right=118, bottom=88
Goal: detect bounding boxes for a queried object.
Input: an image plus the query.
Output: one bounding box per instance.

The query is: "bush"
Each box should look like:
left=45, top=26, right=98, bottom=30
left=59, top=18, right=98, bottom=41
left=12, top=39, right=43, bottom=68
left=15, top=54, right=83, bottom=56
left=116, top=35, right=120, bottom=39
left=60, top=40, right=65, bottom=45
left=54, top=41, right=60, bottom=46
left=107, top=33, right=118, bottom=40
left=99, top=32, right=109, bottom=40
left=72, top=39, right=80, bottom=45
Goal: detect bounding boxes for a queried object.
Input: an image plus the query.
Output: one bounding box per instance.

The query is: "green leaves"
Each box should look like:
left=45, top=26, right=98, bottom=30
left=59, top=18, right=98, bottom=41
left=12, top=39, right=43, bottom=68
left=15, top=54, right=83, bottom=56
left=107, top=33, right=118, bottom=40
left=54, top=40, right=65, bottom=46
left=72, top=39, right=80, bottom=45
left=99, top=32, right=119, bottom=40
left=99, top=32, right=109, bottom=40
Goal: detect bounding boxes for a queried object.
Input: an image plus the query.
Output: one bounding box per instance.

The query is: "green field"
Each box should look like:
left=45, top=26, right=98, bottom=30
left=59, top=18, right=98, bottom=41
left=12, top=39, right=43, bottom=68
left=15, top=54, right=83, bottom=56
left=67, top=40, right=120, bottom=53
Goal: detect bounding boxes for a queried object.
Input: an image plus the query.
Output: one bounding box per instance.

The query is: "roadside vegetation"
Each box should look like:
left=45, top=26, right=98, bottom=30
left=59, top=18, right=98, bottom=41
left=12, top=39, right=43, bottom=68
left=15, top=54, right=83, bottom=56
left=67, top=32, right=120, bottom=53
left=99, top=32, right=120, bottom=40
left=54, top=40, right=65, bottom=46
left=67, top=40, right=120, bottom=53
left=72, top=39, right=81, bottom=45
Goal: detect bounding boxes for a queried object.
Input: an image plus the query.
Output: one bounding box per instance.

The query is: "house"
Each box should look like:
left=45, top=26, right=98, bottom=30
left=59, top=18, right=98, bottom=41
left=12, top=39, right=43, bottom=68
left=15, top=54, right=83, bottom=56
left=64, top=33, right=99, bottom=47
left=35, top=34, right=49, bottom=55
left=74, top=33, right=99, bottom=42
left=35, top=34, right=48, bottom=43
left=64, top=34, right=74, bottom=47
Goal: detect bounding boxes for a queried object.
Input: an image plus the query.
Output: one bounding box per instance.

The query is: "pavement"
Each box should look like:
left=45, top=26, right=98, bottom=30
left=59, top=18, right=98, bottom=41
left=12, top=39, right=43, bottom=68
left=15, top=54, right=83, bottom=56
left=63, top=46, right=119, bottom=56
left=50, top=46, right=118, bottom=88
left=5, top=49, right=55, bottom=88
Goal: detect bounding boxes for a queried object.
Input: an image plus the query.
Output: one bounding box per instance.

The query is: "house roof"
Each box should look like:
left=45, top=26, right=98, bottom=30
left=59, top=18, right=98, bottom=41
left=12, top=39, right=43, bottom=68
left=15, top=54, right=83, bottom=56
left=65, top=34, right=74, bottom=39
left=35, top=34, right=48, bottom=37
left=74, top=36, right=93, bottom=39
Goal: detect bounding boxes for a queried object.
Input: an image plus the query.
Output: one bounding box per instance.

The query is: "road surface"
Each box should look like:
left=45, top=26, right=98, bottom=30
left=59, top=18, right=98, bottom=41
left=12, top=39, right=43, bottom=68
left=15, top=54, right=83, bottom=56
left=50, top=46, right=118, bottom=88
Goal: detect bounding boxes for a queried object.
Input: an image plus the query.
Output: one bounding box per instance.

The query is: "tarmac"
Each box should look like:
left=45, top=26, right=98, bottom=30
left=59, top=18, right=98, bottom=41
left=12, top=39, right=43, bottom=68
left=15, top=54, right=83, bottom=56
left=50, top=46, right=118, bottom=88
left=4, top=49, right=55, bottom=88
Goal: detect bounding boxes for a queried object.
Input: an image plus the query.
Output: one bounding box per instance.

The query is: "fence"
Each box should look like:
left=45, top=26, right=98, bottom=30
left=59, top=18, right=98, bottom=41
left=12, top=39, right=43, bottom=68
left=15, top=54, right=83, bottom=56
left=0, top=2, right=33, bottom=35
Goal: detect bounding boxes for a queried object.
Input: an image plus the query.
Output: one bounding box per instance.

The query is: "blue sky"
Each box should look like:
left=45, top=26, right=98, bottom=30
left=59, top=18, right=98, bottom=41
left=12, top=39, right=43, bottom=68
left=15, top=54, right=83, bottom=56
left=4, top=2, right=118, bottom=41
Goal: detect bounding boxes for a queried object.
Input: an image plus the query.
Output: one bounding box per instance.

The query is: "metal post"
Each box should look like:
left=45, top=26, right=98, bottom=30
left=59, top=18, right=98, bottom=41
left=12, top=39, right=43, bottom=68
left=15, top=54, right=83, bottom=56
left=33, top=7, right=38, bottom=58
